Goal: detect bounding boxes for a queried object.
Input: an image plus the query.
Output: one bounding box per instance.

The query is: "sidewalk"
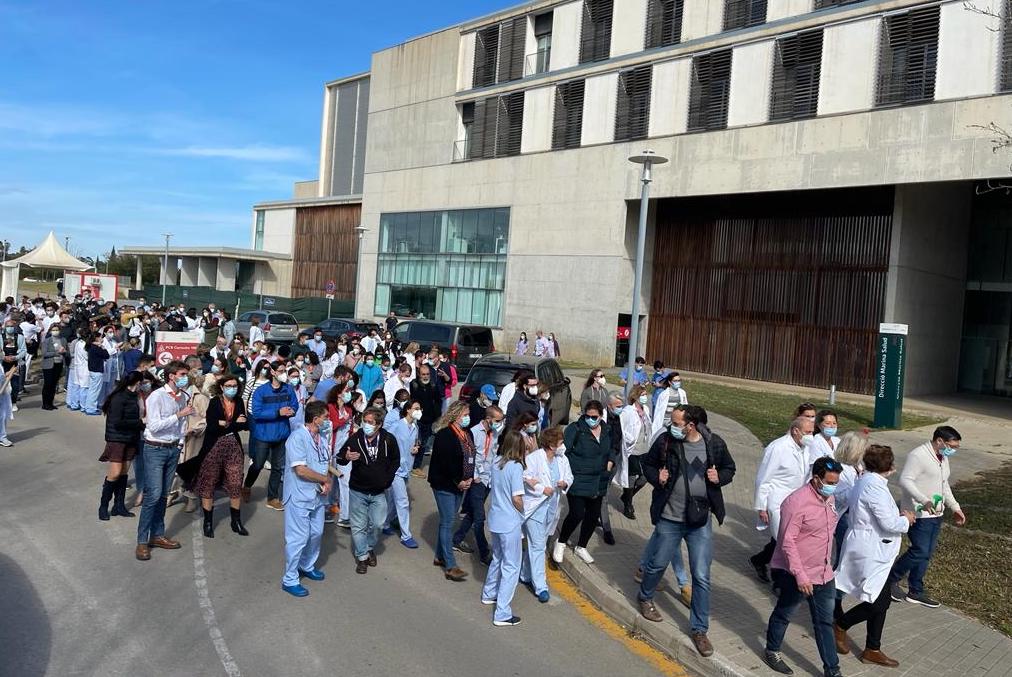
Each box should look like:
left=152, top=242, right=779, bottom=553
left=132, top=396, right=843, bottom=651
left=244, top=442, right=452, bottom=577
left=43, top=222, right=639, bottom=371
left=556, top=411, right=1012, bottom=677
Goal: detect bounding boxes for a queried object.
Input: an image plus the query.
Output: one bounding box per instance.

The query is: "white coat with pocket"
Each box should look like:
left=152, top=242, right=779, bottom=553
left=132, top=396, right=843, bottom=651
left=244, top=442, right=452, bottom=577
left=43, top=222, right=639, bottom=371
left=753, top=433, right=810, bottom=536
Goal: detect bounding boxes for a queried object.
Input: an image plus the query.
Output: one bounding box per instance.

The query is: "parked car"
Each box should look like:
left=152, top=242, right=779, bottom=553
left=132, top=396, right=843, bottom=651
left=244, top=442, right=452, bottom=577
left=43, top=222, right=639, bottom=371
left=391, top=320, right=495, bottom=377
left=299, top=318, right=381, bottom=341
left=459, top=353, right=573, bottom=427
left=234, top=310, right=300, bottom=345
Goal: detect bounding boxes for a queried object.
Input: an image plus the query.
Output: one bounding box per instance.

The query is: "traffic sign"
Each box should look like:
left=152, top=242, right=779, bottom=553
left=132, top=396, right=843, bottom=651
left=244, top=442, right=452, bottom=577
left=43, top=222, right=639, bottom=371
left=324, top=279, right=336, bottom=295
left=263, top=297, right=275, bottom=307
left=325, top=293, right=335, bottom=300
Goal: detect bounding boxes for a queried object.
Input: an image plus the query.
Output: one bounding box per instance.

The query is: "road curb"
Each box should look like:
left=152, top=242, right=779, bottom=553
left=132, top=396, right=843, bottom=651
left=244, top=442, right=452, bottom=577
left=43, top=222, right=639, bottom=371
left=557, top=556, right=758, bottom=677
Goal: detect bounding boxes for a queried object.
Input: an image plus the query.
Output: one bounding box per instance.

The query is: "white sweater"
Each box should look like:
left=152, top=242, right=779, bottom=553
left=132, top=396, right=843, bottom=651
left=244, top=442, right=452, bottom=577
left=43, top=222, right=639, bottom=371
left=898, top=442, right=961, bottom=518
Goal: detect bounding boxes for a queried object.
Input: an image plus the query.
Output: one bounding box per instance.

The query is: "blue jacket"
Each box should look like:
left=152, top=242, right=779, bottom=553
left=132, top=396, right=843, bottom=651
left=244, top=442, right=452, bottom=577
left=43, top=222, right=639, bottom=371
left=355, top=362, right=384, bottom=399
left=250, top=381, right=299, bottom=443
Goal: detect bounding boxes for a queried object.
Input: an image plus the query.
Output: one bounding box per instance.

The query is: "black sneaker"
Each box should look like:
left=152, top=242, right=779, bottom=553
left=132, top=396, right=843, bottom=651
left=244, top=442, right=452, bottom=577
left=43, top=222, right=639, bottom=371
left=479, top=552, right=492, bottom=566
left=453, top=541, right=474, bottom=554
left=493, top=616, right=521, bottom=627
left=762, top=651, right=794, bottom=675
left=905, top=591, right=940, bottom=608
left=824, top=668, right=843, bottom=677
left=890, top=583, right=906, bottom=603
left=749, top=556, right=770, bottom=583
left=602, top=530, right=616, bottom=546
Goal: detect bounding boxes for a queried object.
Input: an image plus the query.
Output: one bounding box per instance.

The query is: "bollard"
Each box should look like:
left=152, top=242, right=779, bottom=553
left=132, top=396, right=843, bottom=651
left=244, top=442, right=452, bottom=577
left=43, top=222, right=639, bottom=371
left=829, top=384, right=836, bottom=405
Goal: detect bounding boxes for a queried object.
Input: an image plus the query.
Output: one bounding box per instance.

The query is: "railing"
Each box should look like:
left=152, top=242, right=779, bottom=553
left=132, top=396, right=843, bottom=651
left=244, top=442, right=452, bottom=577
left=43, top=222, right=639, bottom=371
left=524, top=47, right=551, bottom=77
left=452, top=139, right=471, bottom=163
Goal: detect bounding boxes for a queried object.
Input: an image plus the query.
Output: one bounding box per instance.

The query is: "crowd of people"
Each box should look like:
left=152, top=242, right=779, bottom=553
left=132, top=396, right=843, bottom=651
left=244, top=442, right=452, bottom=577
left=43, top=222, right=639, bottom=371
left=0, top=292, right=969, bottom=670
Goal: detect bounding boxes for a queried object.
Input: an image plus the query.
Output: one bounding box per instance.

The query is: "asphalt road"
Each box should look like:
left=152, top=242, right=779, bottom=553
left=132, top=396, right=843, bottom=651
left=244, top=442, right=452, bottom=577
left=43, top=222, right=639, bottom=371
left=0, top=393, right=667, bottom=677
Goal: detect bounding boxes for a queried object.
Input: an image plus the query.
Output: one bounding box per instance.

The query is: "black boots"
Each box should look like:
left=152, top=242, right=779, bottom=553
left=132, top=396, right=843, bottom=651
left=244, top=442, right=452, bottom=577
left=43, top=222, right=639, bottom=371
left=110, top=475, right=135, bottom=517
left=230, top=507, right=249, bottom=536
left=99, top=478, right=115, bottom=521
left=203, top=506, right=214, bottom=538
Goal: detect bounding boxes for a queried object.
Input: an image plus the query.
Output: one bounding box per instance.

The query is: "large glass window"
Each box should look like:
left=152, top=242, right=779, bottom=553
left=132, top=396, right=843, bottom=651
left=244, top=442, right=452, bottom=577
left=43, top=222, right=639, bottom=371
left=375, top=208, right=510, bottom=326
left=254, top=210, right=265, bottom=251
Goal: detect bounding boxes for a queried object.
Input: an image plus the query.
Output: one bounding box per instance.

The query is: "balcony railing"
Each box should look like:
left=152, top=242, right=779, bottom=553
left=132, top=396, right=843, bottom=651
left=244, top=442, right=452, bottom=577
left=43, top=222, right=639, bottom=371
left=524, top=47, right=551, bottom=77
left=452, top=139, right=472, bottom=163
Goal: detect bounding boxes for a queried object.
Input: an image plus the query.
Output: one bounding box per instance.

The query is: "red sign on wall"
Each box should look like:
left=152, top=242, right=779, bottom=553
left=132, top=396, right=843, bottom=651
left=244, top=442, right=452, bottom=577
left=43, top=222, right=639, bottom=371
left=616, top=327, right=631, bottom=340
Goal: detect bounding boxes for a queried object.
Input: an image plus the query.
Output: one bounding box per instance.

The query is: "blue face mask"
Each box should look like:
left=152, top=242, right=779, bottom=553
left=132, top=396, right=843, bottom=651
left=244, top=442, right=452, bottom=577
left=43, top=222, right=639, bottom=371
left=459, top=415, right=471, bottom=428
left=211, top=365, right=221, bottom=374
left=341, top=391, right=352, bottom=403
left=174, top=375, right=189, bottom=390
left=635, top=365, right=643, bottom=372
left=941, top=446, right=957, bottom=457
left=611, top=406, right=625, bottom=415
left=817, top=481, right=837, bottom=497
left=223, top=387, right=238, bottom=399
left=585, top=416, right=600, bottom=428
left=669, top=424, right=686, bottom=440
left=525, top=423, right=538, bottom=434
left=822, top=427, right=837, bottom=437
left=362, top=422, right=377, bottom=437
left=318, top=419, right=333, bottom=435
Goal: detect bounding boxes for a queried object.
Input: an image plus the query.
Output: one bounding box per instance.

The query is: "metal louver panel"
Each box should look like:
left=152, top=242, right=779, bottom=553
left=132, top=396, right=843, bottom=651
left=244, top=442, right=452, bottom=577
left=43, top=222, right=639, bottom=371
left=688, top=49, right=732, bottom=132
left=473, top=25, right=499, bottom=88
left=875, top=6, right=939, bottom=108
left=615, top=66, right=652, bottom=142
left=580, top=0, right=614, bottom=64
left=468, top=98, right=499, bottom=159
left=722, top=0, right=767, bottom=32
left=814, top=0, right=863, bottom=8
left=645, top=0, right=684, bottom=50
left=769, top=29, right=824, bottom=121
left=494, top=92, right=525, bottom=157
left=553, top=80, right=586, bottom=150
left=1000, top=0, right=1012, bottom=91
left=497, top=17, right=526, bottom=83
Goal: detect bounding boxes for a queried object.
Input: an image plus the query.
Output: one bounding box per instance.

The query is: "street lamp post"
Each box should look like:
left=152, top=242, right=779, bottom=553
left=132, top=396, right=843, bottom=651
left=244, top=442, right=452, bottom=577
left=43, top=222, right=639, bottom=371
left=625, top=150, right=668, bottom=398
left=161, top=233, right=173, bottom=306
left=353, top=225, right=368, bottom=318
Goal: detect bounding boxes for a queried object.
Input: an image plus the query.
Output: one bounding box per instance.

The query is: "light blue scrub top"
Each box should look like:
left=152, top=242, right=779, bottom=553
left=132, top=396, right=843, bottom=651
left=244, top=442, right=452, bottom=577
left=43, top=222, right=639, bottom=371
left=283, top=426, right=330, bottom=507
left=488, top=460, right=524, bottom=534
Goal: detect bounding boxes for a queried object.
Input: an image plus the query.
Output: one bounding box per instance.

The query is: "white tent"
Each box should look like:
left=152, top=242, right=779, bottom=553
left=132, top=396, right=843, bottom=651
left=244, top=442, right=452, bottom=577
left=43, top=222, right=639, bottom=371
left=0, top=231, right=91, bottom=299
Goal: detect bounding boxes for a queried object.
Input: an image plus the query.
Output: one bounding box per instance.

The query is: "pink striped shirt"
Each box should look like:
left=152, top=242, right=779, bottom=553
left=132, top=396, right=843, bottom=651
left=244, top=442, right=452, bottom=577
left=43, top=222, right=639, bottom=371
left=771, top=482, right=838, bottom=586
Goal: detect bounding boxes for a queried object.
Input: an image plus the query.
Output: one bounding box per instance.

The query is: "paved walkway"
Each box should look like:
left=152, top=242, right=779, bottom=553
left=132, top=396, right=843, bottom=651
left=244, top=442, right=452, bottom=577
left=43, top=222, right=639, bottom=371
left=556, top=411, right=1012, bottom=677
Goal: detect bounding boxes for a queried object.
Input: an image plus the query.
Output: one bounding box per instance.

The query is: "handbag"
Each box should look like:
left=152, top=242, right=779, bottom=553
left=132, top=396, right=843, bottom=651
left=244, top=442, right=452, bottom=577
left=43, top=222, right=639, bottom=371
left=672, top=438, right=711, bottom=528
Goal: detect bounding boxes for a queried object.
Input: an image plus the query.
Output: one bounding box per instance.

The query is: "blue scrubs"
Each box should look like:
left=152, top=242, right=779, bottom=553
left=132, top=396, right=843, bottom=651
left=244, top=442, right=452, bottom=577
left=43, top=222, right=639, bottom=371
left=482, top=460, right=525, bottom=623
left=521, top=500, right=551, bottom=595
left=281, top=426, right=330, bottom=588
left=383, top=417, right=418, bottom=542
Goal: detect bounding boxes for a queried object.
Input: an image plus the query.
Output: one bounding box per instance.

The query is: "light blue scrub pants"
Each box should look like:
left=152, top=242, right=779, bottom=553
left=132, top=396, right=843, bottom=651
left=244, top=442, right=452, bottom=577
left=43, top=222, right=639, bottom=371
left=349, top=489, right=386, bottom=561
left=282, top=501, right=325, bottom=587
left=65, top=377, right=83, bottom=410
left=383, top=475, right=413, bottom=541
left=520, top=503, right=550, bottom=595
left=482, top=526, right=523, bottom=623
left=84, top=372, right=104, bottom=414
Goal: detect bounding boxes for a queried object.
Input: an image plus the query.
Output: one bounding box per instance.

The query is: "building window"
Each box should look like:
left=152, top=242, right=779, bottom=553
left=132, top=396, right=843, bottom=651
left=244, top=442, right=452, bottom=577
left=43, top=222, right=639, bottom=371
left=1000, top=0, right=1012, bottom=91
left=722, top=0, right=767, bottom=31
left=473, top=25, right=499, bottom=88
left=580, top=0, right=614, bottom=64
left=472, top=17, right=525, bottom=88
left=875, top=6, right=940, bottom=108
left=463, top=93, right=524, bottom=160
left=688, top=49, right=733, bottom=132
left=615, top=66, right=652, bottom=142
left=529, top=12, right=553, bottom=75
left=769, top=29, right=823, bottom=121
left=254, top=210, right=265, bottom=251
left=459, top=102, right=475, bottom=161
left=375, top=208, right=510, bottom=326
left=645, top=0, right=684, bottom=50
left=553, top=80, right=585, bottom=150
left=814, top=0, right=864, bottom=8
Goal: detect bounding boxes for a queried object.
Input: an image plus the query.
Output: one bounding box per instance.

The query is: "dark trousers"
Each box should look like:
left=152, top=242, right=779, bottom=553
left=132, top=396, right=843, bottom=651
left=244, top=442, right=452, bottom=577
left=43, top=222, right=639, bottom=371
left=558, top=494, right=603, bottom=548
left=752, top=537, right=777, bottom=567
left=413, top=422, right=433, bottom=470
left=42, top=364, right=62, bottom=408
left=888, top=516, right=943, bottom=596
left=837, top=582, right=893, bottom=650
left=766, top=570, right=840, bottom=672
left=453, top=481, right=490, bottom=557
left=244, top=439, right=286, bottom=500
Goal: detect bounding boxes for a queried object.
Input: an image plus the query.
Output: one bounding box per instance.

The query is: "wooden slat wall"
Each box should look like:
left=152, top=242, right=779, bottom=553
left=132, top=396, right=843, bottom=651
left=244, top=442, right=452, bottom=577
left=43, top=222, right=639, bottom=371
left=647, top=188, right=893, bottom=394
left=291, top=203, right=362, bottom=300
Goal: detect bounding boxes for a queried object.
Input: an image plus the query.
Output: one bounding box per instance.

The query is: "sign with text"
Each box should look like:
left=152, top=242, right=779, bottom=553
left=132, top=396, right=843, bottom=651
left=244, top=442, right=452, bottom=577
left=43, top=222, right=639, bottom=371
left=873, top=323, right=908, bottom=429
left=154, top=331, right=201, bottom=366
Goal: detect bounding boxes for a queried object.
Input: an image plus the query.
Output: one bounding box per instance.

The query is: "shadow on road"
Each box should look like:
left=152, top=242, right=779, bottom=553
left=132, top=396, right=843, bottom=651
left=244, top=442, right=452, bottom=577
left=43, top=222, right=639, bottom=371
left=0, top=554, right=51, bottom=677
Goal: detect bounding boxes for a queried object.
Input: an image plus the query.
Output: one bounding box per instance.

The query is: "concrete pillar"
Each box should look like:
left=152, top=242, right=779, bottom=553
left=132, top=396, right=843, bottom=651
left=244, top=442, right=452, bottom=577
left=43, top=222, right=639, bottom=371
left=197, top=257, right=217, bottom=287
left=216, top=258, right=237, bottom=292
left=179, top=257, right=199, bottom=287
left=135, top=256, right=143, bottom=291
left=159, top=256, right=176, bottom=285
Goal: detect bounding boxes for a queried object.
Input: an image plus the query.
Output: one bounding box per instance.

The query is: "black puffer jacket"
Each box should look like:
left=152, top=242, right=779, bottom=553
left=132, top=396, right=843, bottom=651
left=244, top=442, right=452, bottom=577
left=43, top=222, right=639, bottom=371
left=104, top=389, right=144, bottom=444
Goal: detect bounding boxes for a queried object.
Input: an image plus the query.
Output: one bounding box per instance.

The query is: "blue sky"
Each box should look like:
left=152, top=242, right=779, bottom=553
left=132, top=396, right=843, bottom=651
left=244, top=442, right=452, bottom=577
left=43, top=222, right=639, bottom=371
left=0, top=0, right=508, bottom=258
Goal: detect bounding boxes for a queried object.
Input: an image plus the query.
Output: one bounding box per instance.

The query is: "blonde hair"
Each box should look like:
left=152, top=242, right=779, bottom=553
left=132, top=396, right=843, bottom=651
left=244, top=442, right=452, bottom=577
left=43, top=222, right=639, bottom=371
left=497, top=430, right=527, bottom=469
left=404, top=341, right=420, bottom=355
left=835, top=431, right=869, bottom=467
left=435, top=400, right=470, bottom=433
left=627, top=384, right=646, bottom=405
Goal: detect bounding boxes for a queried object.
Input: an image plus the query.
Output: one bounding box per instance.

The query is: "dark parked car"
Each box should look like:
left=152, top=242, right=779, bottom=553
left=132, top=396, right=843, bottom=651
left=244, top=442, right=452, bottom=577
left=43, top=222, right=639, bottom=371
left=459, top=353, right=572, bottom=427
left=299, top=318, right=381, bottom=341
left=391, top=320, right=495, bottom=377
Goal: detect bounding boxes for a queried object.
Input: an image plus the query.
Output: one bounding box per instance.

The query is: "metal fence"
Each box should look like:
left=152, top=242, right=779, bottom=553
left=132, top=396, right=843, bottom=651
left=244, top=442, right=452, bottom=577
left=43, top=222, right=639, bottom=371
left=136, top=285, right=354, bottom=325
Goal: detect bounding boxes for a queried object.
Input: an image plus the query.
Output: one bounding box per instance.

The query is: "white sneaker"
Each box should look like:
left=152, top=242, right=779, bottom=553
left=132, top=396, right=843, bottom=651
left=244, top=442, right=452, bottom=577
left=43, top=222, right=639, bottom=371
left=0, top=438, right=12, bottom=447
left=574, top=546, right=595, bottom=564
left=552, top=541, right=567, bottom=564
left=11, top=404, right=17, bottom=412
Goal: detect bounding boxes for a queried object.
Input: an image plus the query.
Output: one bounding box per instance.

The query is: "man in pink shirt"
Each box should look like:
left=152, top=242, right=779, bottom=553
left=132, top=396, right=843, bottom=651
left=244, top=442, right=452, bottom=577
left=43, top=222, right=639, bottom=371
left=763, top=456, right=844, bottom=677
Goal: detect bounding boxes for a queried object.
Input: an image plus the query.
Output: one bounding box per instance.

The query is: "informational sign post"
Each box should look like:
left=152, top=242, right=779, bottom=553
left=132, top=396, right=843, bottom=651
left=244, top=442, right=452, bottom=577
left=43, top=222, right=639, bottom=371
left=324, top=279, right=336, bottom=317
left=154, top=331, right=202, bottom=366
left=873, top=323, right=908, bottom=429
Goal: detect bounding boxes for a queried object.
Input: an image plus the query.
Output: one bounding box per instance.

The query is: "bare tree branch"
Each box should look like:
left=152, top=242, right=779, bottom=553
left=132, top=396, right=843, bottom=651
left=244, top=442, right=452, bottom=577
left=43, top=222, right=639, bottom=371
left=963, top=0, right=1003, bottom=30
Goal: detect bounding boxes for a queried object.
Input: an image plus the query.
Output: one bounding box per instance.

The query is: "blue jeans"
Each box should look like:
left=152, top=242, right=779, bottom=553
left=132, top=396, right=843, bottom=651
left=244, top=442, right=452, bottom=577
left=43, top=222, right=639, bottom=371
left=432, top=489, right=462, bottom=569
left=137, top=443, right=180, bottom=545
left=639, top=516, right=713, bottom=633
left=638, top=528, right=689, bottom=587
left=766, top=569, right=840, bottom=672
left=889, top=516, right=943, bottom=595
left=85, top=372, right=103, bottom=414
left=453, top=481, right=490, bottom=558
left=349, top=490, right=387, bottom=561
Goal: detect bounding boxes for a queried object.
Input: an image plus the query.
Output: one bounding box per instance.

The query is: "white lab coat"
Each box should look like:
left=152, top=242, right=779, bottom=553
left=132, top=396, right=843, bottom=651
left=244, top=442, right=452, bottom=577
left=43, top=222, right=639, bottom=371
left=753, top=433, right=810, bottom=536
left=834, top=463, right=863, bottom=516
left=546, top=449, right=574, bottom=536
left=498, top=381, right=517, bottom=418
left=835, top=472, right=910, bottom=603
left=807, top=433, right=841, bottom=464
left=71, top=339, right=89, bottom=387
left=615, top=405, right=651, bottom=488
left=650, top=387, right=687, bottom=439
left=521, top=448, right=553, bottom=519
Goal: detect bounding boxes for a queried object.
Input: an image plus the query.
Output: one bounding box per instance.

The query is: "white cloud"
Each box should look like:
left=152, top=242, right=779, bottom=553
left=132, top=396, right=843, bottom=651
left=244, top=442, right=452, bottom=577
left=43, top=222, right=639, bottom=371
left=160, top=144, right=310, bottom=163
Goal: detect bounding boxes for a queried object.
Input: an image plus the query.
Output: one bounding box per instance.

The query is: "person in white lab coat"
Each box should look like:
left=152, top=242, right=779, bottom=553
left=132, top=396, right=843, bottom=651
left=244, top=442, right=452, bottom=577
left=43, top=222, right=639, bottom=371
left=542, top=427, right=573, bottom=539
left=66, top=331, right=91, bottom=411
left=831, top=431, right=868, bottom=619
left=617, top=385, right=652, bottom=519
left=749, top=416, right=815, bottom=582
left=833, top=444, right=915, bottom=668
left=807, top=410, right=841, bottom=462
left=650, top=371, right=687, bottom=440
left=481, top=430, right=527, bottom=626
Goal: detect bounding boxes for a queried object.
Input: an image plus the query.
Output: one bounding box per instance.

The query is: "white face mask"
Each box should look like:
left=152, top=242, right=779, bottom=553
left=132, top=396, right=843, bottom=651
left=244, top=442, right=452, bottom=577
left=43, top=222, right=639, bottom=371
left=527, top=386, right=539, bottom=396
left=276, top=372, right=288, bottom=383
left=411, top=409, right=422, bottom=421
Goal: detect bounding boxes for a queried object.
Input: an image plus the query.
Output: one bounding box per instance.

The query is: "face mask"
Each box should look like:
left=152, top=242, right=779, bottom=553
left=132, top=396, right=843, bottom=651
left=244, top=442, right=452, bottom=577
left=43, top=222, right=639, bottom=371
left=611, top=405, right=624, bottom=415
left=354, top=401, right=366, bottom=413
left=799, top=433, right=815, bottom=446
left=411, top=409, right=423, bottom=421
left=670, top=424, right=686, bottom=440
left=941, top=446, right=957, bottom=457
left=260, top=349, right=268, bottom=356
left=352, top=349, right=360, bottom=356
left=671, top=381, right=682, bottom=390
left=338, top=343, right=346, bottom=350
left=381, top=365, right=390, bottom=372
left=140, top=382, right=153, bottom=393
left=527, top=386, right=539, bottom=396
left=174, top=375, right=189, bottom=390
left=525, top=423, right=538, bottom=434
left=365, top=359, right=374, bottom=367
left=822, top=427, right=838, bottom=438
left=276, top=372, right=288, bottom=383
left=540, top=393, right=550, bottom=401
left=4, top=327, right=15, bottom=335
left=223, top=386, right=238, bottom=399
left=46, top=311, right=54, bottom=317
left=491, top=421, right=504, bottom=433
left=318, top=419, right=333, bottom=435
left=638, top=394, right=649, bottom=405
left=478, top=396, right=489, bottom=407
left=817, top=481, right=837, bottom=497
left=635, top=365, right=643, bottom=372
left=342, top=391, right=353, bottom=403
left=211, top=365, right=221, bottom=374
left=362, top=422, right=377, bottom=436
left=295, top=360, right=304, bottom=367
left=595, top=376, right=606, bottom=386
left=51, top=330, right=60, bottom=336
left=459, top=415, right=471, bottom=428
left=314, top=335, right=322, bottom=341
left=289, top=375, right=300, bottom=385
left=420, top=377, right=431, bottom=384
left=585, top=416, right=600, bottom=428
